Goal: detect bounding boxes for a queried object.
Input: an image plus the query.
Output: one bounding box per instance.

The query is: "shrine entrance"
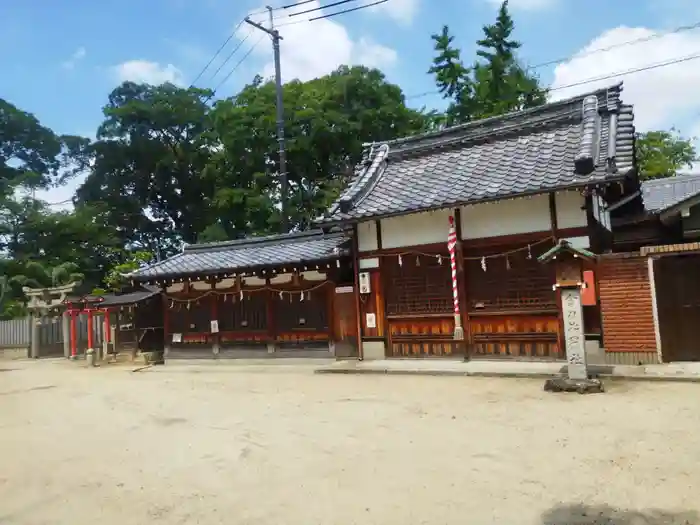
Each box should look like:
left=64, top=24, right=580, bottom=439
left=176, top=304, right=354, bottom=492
left=22, top=282, right=79, bottom=359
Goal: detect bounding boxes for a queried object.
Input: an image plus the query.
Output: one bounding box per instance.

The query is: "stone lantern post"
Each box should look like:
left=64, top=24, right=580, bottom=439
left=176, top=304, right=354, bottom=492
left=538, top=241, right=603, bottom=394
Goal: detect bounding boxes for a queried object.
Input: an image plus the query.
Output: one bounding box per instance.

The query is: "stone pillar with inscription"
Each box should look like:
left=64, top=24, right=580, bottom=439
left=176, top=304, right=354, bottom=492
left=538, top=241, right=603, bottom=394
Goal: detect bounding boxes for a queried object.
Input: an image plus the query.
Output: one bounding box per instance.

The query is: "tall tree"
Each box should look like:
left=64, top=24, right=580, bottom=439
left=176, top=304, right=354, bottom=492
left=76, top=82, right=218, bottom=249
left=428, top=26, right=473, bottom=125
left=0, top=99, right=61, bottom=199
left=211, top=66, right=431, bottom=232
left=636, top=129, right=697, bottom=180
left=429, top=1, right=547, bottom=125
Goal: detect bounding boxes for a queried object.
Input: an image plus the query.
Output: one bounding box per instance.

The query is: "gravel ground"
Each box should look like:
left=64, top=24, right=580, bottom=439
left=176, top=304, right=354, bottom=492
left=1, top=359, right=700, bottom=525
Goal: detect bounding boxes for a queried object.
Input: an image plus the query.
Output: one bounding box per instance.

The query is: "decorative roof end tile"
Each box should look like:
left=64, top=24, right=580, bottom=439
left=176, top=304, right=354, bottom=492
left=574, top=95, right=600, bottom=175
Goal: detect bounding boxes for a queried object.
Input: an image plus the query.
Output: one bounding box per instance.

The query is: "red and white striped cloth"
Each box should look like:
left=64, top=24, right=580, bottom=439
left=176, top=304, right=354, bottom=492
left=447, top=216, right=464, bottom=340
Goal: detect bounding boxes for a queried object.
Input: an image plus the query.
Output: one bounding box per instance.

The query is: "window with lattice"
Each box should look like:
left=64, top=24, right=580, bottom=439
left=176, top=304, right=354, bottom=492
left=465, top=243, right=556, bottom=311
left=384, top=253, right=452, bottom=315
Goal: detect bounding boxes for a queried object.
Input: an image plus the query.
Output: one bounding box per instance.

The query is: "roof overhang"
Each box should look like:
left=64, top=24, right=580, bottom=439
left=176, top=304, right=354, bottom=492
left=659, top=192, right=700, bottom=224
left=318, top=177, right=626, bottom=228
left=538, top=239, right=597, bottom=264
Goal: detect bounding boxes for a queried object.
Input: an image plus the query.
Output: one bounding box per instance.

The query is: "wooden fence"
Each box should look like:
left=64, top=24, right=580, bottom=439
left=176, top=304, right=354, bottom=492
left=0, top=315, right=104, bottom=357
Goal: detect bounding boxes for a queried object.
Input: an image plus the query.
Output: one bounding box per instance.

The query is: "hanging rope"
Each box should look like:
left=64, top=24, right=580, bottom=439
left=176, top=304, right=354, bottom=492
left=164, top=279, right=332, bottom=303
left=373, top=235, right=555, bottom=261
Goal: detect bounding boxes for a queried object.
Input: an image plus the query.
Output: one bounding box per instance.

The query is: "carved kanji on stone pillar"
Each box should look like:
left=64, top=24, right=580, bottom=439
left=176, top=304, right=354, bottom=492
left=538, top=241, right=603, bottom=394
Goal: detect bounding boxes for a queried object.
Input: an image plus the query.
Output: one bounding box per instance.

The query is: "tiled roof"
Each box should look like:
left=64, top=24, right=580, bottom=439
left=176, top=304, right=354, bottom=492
left=99, top=285, right=161, bottom=307
left=130, top=230, right=350, bottom=281
left=641, top=173, right=700, bottom=213
left=318, top=83, right=635, bottom=224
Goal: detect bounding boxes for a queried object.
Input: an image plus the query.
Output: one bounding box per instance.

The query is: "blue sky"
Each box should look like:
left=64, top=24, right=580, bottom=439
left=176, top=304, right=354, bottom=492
left=2, top=0, right=700, bottom=204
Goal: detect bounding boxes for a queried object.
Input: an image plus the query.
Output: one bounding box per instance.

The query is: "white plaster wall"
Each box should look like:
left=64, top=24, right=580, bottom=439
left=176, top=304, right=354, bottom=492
left=357, top=221, right=378, bottom=252
left=556, top=191, right=587, bottom=229
left=381, top=209, right=453, bottom=249
left=460, top=195, right=550, bottom=239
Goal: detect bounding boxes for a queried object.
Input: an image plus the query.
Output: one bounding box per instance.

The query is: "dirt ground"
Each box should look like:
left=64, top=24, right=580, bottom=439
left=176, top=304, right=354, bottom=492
left=1, top=360, right=700, bottom=525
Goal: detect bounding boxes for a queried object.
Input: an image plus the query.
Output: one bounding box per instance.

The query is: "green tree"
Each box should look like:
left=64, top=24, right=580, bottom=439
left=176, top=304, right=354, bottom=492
left=428, top=26, right=473, bottom=125
left=636, top=129, right=697, bottom=180
left=429, top=1, right=547, bottom=125
left=0, top=98, right=61, bottom=199
left=102, top=250, right=153, bottom=292
left=76, top=82, right=218, bottom=248
left=212, top=66, right=431, bottom=231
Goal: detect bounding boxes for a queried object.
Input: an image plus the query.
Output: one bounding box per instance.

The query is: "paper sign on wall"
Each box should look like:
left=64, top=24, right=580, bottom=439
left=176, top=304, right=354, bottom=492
left=365, top=313, right=376, bottom=329
left=210, top=320, right=219, bottom=333
left=172, top=333, right=182, bottom=343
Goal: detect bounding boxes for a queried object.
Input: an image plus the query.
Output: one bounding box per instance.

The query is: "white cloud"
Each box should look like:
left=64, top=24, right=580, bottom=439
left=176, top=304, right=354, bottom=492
left=551, top=26, right=700, bottom=135
left=486, top=0, right=556, bottom=10
left=112, top=60, right=184, bottom=86
left=362, top=0, right=419, bottom=25
left=239, top=1, right=398, bottom=84
left=61, top=47, right=86, bottom=70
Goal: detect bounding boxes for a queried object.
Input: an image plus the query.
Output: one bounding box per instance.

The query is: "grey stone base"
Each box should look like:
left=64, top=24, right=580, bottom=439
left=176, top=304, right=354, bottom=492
left=544, top=377, right=605, bottom=394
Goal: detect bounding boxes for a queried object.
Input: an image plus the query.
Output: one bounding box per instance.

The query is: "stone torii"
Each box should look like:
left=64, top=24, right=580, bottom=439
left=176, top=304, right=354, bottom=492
left=23, top=282, right=79, bottom=359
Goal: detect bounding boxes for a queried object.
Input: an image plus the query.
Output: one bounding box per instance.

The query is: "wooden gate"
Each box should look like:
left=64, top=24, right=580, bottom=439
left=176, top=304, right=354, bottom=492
left=654, top=254, right=700, bottom=361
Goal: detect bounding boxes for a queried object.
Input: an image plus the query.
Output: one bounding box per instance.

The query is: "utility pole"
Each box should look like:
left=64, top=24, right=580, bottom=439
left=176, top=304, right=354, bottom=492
left=245, top=8, right=289, bottom=233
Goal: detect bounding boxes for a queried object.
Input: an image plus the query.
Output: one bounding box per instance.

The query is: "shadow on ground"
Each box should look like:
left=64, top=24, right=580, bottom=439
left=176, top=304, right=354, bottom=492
left=542, top=504, right=700, bottom=525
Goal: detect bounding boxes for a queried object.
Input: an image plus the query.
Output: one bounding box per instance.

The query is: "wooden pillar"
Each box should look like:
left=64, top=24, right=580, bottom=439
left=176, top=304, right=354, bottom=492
left=326, top=282, right=335, bottom=355
left=210, top=287, right=219, bottom=357
left=163, top=292, right=171, bottom=359
left=70, top=310, right=78, bottom=358
left=454, top=207, right=469, bottom=359
left=266, top=286, right=275, bottom=354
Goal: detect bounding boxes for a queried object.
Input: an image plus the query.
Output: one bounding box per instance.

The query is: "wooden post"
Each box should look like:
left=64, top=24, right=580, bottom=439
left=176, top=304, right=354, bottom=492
left=210, top=287, right=219, bottom=357
left=163, top=291, right=170, bottom=359
left=266, top=286, right=275, bottom=354
left=352, top=224, right=364, bottom=360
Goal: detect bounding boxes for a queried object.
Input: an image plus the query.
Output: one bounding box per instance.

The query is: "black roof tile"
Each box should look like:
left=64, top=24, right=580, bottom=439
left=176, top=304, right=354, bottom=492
left=642, top=173, right=700, bottom=213
left=318, top=83, right=636, bottom=224
left=130, top=230, right=350, bottom=281
left=99, top=285, right=161, bottom=307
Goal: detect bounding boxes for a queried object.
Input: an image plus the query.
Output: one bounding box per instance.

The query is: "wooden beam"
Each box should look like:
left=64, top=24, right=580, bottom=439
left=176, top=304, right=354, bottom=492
left=549, top=193, right=559, bottom=241
left=375, top=219, right=383, bottom=251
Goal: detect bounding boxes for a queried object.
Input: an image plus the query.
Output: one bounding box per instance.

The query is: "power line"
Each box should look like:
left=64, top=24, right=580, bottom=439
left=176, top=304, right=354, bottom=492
left=549, top=51, right=700, bottom=92
left=287, top=0, right=360, bottom=18
left=275, top=0, right=388, bottom=26
left=249, top=0, right=315, bottom=16
left=212, top=34, right=266, bottom=95
left=527, top=20, right=700, bottom=70
left=206, top=29, right=255, bottom=87
left=407, top=51, right=700, bottom=101
left=406, top=22, right=700, bottom=102
left=189, top=19, right=246, bottom=87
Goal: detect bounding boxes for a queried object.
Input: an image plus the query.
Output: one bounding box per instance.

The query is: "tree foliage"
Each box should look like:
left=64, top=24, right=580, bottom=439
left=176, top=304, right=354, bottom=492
left=636, top=129, right=697, bottom=180
left=429, top=0, right=547, bottom=125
